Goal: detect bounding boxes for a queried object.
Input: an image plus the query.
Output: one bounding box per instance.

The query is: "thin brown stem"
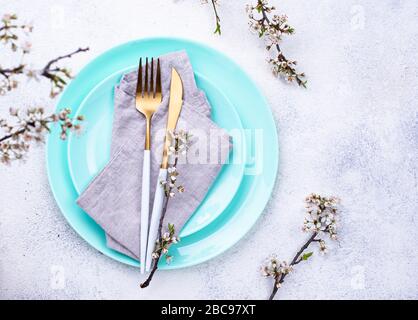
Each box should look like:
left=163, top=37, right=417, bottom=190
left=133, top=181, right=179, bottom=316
left=139, top=262, right=158, bottom=288
left=0, top=24, right=28, bottom=35
left=0, top=121, right=38, bottom=143
left=0, top=127, right=25, bottom=143
left=0, top=116, right=57, bottom=143
left=0, top=48, right=89, bottom=96
left=210, top=0, right=221, bottom=34
left=0, top=24, right=20, bottom=32
left=268, top=232, right=318, bottom=300
left=0, top=65, right=25, bottom=79
left=139, top=196, right=170, bottom=288
left=41, top=47, right=89, bottom=76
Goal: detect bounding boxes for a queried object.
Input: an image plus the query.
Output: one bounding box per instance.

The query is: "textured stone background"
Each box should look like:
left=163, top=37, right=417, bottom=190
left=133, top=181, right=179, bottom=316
left=1, top=0, right=417, bottom=299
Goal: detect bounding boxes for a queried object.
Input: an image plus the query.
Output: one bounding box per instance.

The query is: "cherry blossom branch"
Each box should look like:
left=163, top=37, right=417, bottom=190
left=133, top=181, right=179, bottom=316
left=0, top=13, right=87, bottom=164
left=0, top=108, right=84, bottom=164
left=139, top=201, right=175, bottom=288
left=0, top=13, right=89, bottom=97
left=140, top=131, right=190, bottom=288
left=247, top=0, right=306, bottom=87
left=262, top=194, right=339, bottom=300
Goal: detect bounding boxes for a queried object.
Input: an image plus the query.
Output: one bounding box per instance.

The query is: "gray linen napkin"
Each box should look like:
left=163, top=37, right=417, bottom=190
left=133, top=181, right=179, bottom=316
left=76, top=51, right=231, bottom=261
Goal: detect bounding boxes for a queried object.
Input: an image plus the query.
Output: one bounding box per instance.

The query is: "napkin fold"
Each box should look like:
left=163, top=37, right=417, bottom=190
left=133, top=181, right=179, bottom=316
left=76, top=51, right=231, bottom=261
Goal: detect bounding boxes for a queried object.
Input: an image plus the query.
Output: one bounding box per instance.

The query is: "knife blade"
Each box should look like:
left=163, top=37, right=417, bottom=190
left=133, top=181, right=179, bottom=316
left=161, top=68, right=183, bottom=169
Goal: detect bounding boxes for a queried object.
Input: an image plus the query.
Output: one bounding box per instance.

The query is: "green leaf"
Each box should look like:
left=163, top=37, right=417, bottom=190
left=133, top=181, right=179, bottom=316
left=168, top=223, right=175, bottom=234
left=302, top=252, right=313, bottom=260
left=258, top=26, right=266, bottom=38
left=214, top=22, right=221, bottom=35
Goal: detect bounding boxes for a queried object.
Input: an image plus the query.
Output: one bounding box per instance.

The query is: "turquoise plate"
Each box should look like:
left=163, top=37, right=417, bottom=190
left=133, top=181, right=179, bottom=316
left=46, top=37, right=279, bottom=269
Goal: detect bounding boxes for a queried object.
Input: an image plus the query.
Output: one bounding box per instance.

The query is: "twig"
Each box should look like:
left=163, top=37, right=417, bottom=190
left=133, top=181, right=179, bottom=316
left=211, top=0, right=221, bottom=35
left=259, top=3, right=305, bottom=87
left=0, top=14, right=89, bottom=97
left=263, top=194, right=339, bottom=300
left=268, top=232, right=318, bottom=300
left=41, top=47, right=89, bottom=77
left=0, top=24, right=21, bottom=32
left=0, top=126, right=28, bottom=143
left=248, top=0, right=306, bottom=87
left=0, top=108, right=83, bottom=164
left=139, top=196, right=170, bottom=288
left=140, top=158, right=179, bottom=288
left=0, top=65, right=25, bottom=78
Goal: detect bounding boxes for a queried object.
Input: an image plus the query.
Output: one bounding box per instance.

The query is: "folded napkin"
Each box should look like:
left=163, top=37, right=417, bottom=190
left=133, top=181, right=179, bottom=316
left=77, top=51, right=231, bottom=261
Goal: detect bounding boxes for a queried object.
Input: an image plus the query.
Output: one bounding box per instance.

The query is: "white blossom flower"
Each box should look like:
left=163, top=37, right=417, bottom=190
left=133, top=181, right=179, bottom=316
left=319, top=240, right=328, bottom=255
left=22, top=21, right=34, bottom=34
left=20, top=41, right=32, bottom=53
left=162, top=232, right=170, bottom=241
left=150, top=223, right=180, bottom=266
left=167, top=167, right=176, bottom=174
left=25, top=69, right=40, bottom=81
left=2, top=14, right=13, bottom=22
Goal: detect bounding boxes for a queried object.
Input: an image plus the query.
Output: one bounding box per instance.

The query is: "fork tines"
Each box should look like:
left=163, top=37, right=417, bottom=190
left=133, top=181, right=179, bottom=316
left=136, top=57, right=161, bottom=98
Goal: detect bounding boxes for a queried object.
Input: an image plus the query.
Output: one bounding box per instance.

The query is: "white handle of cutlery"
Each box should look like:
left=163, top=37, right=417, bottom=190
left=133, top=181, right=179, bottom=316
left=145, top=168, right=168, bottom=272
left=140, top=149, right=151, bottom=274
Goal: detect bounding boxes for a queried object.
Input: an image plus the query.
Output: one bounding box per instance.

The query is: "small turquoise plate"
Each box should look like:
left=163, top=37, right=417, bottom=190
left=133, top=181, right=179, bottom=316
left=46, top=37, right=279, bottom=269
left=67, top=68, right=246, bottom=237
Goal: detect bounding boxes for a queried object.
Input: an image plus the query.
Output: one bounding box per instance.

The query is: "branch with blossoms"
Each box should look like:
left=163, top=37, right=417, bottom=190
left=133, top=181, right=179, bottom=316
left=0, top=13, right=33, bottom=51
left=140, top=130, right=191, bottom=288
left=262, top=194, right=339, bottom=300
left=0, top=108, right=83, bottom=164
left=247, top=0, right=307, bottom=87
left=0, top=13, right=89, bottom=97
left=0, top=13, right=87, bottom=164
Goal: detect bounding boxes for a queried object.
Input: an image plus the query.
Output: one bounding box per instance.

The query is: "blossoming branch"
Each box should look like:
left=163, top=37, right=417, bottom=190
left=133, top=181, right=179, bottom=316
left=0, top=13, right=87, bottom=164
left=0, top=108, right=83, bottom=164
left=140, top=130, right=191, bottom=288
left=0, top=13, right=89, bottom=97
left=247, top=0, right=306, bottom=87
left=262, top=194, right=339, bottom=300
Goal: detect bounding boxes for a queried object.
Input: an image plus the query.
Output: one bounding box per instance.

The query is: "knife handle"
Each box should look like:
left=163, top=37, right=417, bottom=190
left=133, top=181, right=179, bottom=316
left=140, top=149, right=151, bottom=274
left=145, top=168, right=168, bottom=272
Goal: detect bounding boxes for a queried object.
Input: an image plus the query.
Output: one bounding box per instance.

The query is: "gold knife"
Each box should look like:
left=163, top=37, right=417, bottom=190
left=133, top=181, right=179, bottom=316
left=145, top=68, right=183, bottom=272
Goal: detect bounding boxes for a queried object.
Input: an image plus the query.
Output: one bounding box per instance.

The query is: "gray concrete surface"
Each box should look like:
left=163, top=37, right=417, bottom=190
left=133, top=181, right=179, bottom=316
left=0, top=0, right=417, bottom=299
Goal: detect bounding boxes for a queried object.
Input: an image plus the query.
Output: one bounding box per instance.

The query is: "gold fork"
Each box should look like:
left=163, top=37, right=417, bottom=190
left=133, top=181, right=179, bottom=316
left=135, top=57, right=162, bottom=274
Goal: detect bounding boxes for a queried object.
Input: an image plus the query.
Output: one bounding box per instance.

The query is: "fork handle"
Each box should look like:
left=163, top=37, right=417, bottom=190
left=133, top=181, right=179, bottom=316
left=145, top=168, right=168, bottom=272
left=140, top=149, right=151, bottom=274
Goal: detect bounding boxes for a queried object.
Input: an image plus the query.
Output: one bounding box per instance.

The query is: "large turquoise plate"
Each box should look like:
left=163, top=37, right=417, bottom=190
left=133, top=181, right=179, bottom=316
left=46, top=37, right=279, bottom=269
